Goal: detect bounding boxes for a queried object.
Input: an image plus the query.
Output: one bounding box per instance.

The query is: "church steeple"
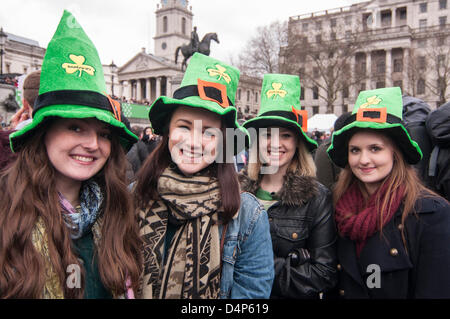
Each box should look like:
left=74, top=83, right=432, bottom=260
left=154, top=0, right=193, bottom=62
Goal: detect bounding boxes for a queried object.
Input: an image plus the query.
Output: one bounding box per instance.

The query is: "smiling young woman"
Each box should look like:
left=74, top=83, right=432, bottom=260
left=134, top=53, right=274, bottom=299
left=240, top=74, right=338, bottom=299
left=0, top=11, right=142, bottom=299
left=327, top=87, right=450, bottom=299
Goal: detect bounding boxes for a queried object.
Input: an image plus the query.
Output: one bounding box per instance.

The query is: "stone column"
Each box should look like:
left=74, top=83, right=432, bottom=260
left=166, top=76, right=172, bottom=97
left=119, top=81, right=124, bottom=99
left=136, top=79, right=142, bottom=102
left=403, top=48, right=410, bottom=94
left=366, top=51, right=372, bottom=90
left=146, top=78, right=151, bottom=102
left=156, top=77, right=161, bottom=99
left=386, top=49, right=392, bottom=87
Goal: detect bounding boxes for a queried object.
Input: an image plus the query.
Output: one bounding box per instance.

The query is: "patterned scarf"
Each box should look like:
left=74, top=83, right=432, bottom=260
left=335, top=180, right=404, bottom=256
left=59, top=180, right=103, bottom=239
left=139, top=166, right=222, bottom=299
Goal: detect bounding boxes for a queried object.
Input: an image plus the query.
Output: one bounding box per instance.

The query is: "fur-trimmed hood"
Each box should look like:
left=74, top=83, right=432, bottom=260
left=239, top=169, right=319, bottom=207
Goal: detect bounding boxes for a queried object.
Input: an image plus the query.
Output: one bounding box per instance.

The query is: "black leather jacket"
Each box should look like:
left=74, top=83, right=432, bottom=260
left=240, top=172, right=338, bottom=299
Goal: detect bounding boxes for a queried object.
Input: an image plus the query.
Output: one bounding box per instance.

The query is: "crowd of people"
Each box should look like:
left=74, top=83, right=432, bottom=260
left=1, top=10, right=449, bottom=300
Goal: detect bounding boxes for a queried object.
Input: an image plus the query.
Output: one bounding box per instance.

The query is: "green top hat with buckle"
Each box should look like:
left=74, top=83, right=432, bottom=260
left=327, top=87, right=422, bottom=168
left=10, top=10, right=137, bottom=152
left=242, top=73, right=317, bottom=152
left=148, top=52, right=247, bottom=153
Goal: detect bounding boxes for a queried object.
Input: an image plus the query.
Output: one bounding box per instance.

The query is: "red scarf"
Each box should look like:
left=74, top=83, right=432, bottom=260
left=335, top=180, right=404, bottom=257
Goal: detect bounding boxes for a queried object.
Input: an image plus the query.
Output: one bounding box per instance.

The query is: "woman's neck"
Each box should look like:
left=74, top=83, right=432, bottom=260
left=260, top=166, right=287, bottom=194
left=56, top=175, right=82, bottom=207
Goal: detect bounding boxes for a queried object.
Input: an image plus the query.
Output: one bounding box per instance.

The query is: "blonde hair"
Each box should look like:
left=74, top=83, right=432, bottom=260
left=247, top=129, right=316, bottom=180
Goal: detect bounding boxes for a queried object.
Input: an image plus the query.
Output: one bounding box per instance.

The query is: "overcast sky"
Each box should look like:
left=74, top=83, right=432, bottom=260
left=1, top=0, right=365, bottom=66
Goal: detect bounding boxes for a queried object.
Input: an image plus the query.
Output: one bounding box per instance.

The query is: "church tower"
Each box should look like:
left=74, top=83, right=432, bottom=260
left=154, top=0, right=193, bottom=62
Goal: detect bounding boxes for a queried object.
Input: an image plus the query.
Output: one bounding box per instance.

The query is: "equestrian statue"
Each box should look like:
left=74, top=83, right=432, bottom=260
left=175, top=27, right=219, bottom=71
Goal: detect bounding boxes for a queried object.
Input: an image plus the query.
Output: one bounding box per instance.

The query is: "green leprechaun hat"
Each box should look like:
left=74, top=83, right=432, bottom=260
left=10, top=10, right=137, bottom=152
left=327, top=87, right=422, bottom=168
left=148, top=52, right=247, bottom=153
left=243, top=74, right=317, bottom=152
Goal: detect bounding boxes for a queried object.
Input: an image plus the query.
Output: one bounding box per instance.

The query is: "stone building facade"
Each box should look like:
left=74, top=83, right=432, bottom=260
left=286, top=0, right=450, bottom=116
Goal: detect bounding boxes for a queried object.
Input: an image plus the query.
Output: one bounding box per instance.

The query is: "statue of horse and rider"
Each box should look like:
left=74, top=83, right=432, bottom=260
left=175, top=27, right=219, bottom=71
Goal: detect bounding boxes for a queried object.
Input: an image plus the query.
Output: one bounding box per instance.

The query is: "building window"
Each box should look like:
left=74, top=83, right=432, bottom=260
left=418, top=38, right=427, bottom=48
left=237, top=89, right=241, bottom=100
left=381, top=10, right=392, bottom=27
left=360, top=82, right=366, bottom=92
left=298, top=67, right=305, bottom=78
left=398, top=7, right=407, bottom=20
left=182, top=17, right=186, bottom=35
left=439, top=16, right=447, bottom=28
left=418, top=56, right=426, bottom=70
left=376, top=59, right=386, bottom=74
left=417, top=79, right=426, bottom=94
left=345, top=16, right=352, bottom=25
left=438, top=54, right=446, bottom=68
left=419, top=19, right=427, bottom=29
left=342, top=104, right=348, bottom=113
left=313, top=86, right=319, bottom=99
left=393, top=59, right=403, bottom=72
left=316, top=21, right=322, bottom=30
left=438, top=35, right=446, bottom=46
left=255, top=91, right=258, bottom=103
left=330, top=18, right=337, bottom=28
left=420, top=3, right=427, bottom=13
left=440, top=0, right=447, bottom=10
left=247, top=90, right=250, bottom=102
left=345, top=30, right=352, bottom=39
left=300, top=89, right=304, bottom=100
left=376, top=81, right=385, bottom=89
left=312, top=106, right=319, bottom=115
left=315, top=35, right=322, bottom=43
left=343, top=86, right=349, bottom=99
left=302, top=23, right=308, bottom=31
left=313, top=67, right=319, bottom=78
left=393, top=80, right=403, bottom=91
left=163, top=16, right=168, bottom=33
left=330, top=32, right=336, bottom=41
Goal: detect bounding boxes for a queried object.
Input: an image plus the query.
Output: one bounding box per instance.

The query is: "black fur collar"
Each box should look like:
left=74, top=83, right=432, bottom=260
left=239, top=170, right=319, bottom=207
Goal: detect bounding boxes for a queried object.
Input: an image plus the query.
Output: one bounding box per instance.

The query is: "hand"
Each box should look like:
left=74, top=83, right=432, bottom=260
left=10, top=106, right=31, bottom=130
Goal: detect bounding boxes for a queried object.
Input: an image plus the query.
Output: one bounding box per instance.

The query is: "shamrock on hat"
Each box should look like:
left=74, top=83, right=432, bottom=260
left=243, top=73, right=317, bottom=152
left=10, top=10, right=137, bottom=152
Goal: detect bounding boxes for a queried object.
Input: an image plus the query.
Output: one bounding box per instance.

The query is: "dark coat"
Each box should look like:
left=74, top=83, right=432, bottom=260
left=314, top=137, right=341, bottom=190
left=239, top=171, right=338, bottom=299
left=330, top=195, right=450, bottom=299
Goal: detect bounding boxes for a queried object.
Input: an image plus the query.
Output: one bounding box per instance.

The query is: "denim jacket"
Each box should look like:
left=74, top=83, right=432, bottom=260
left=218, top=192, right=274, bottom=299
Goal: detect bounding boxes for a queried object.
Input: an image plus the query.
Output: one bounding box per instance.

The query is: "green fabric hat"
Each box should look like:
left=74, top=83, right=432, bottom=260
left=148, top=52, right=247, bottom=154
left=10, top=10, right=138, bottom=152
left=243, top=74, right=317, bottom=152
left=327, top=87, right=422, bottom=168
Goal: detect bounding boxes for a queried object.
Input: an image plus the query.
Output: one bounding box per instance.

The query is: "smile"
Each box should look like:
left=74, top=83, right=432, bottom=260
left=71, top=155, right=95, bottom=163
left=359, top=167, right=376, bottom=173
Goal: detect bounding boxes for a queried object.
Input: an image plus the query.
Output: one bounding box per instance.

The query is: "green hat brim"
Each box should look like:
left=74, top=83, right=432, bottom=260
left=327, top=121, right=423, bottom=168
left=149, top=96, right=248, bottom=155
left=243, top=115, right=318, bottom=152
left=10, top=105, right=138, bottom=152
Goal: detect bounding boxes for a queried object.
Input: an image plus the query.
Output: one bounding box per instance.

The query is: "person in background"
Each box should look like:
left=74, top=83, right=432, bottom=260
left=327, top=87, right=450, bottom=298
left=135, top=53, right=274, bottom=299
left=126, top=126, right=160, bottom=180
left=314, top=112, right=351, bottom=190
left=0, top=11, right=142, bottom=299
left=10, top=70, right=41, bottom=130
left=240, top=74, right=337, bottom=299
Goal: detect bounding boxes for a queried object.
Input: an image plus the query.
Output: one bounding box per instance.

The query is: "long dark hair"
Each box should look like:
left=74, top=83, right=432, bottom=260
left=134, top=119, right=241, bottom=224
left=0, top=121, right=142, bottom=298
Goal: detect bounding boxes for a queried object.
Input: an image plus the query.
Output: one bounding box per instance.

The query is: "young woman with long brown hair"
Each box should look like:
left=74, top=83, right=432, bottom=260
left=0, top=11, right=142, bottom=298
left=327, top=87, right=450, bottom=298
left=240, top=74, right=338, bottom=299
left=135, top=53, right=274, bottom=299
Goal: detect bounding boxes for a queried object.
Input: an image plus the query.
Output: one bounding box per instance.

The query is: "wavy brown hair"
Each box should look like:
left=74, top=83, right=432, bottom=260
left=134, top=117, right=241, bottom=224
left=0, top=120, right=142, bottom=298
left=333, top=129, right=437, bottom=249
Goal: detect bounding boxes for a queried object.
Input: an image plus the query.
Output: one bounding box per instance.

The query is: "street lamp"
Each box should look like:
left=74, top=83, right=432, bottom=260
left=0, top=27, right=7, bottom=76
left=109, top=60, right=117, bottom=97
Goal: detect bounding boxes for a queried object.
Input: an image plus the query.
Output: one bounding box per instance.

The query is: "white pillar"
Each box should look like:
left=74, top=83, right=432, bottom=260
left=167, top=76, right=172, bottom=97
left=156, top=77, right=161, bottom=98
left=366, top=51, right=372, bottom=90
left=386, top=49, right=392, bottom=87
left=136, top=79, right=142, bottom=102
left=146, top=78, right=151, bottom=102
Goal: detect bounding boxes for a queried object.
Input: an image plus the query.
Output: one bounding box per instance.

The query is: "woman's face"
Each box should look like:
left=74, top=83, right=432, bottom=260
left=45, top=118, right=112, bottom=188
left=348, top=130, right=395, bottom=195
left=258, top=126, right=297, bottom=174
left=168, top=106, right=222, bottom=175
